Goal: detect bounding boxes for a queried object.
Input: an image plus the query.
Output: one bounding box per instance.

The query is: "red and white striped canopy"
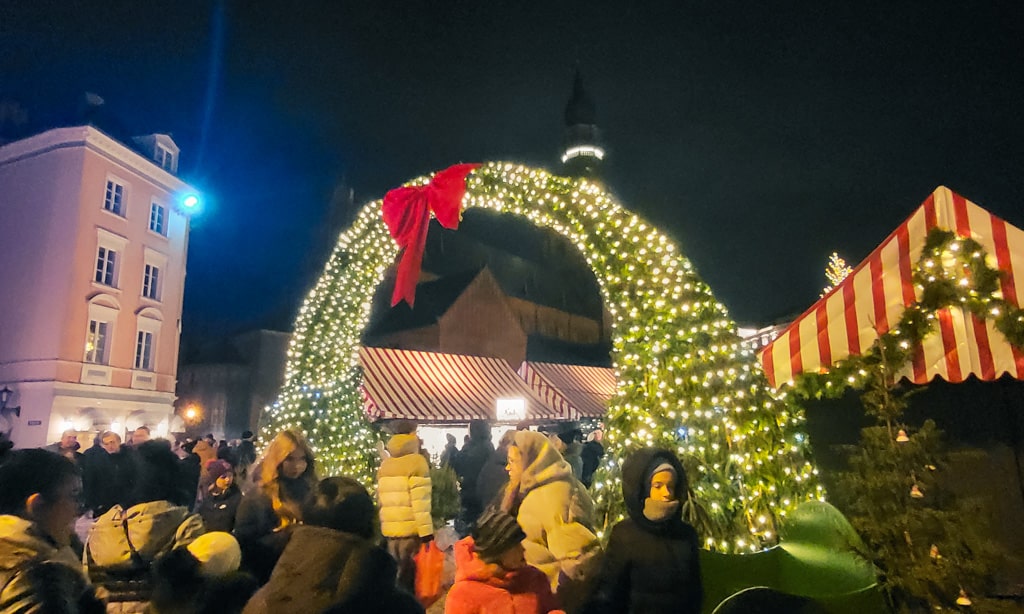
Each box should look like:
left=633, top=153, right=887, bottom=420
left=760, top=186, right=1024, bottom=388
left=518, top=361, right=617, bottom=420
left=359, top=346, right=562, bottom=422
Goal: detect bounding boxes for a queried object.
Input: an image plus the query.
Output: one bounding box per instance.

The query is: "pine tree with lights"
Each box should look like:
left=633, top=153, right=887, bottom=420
left=821, top=251, right=853, bottom=297
left=831, top=363, right=1005, bottom=612
left=794, top=227, right=1024, bottom=611
left=261, top=162, right=823, bottom=546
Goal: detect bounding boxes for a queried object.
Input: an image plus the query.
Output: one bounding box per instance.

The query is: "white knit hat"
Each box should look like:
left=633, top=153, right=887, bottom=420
left=186, top=532, right=242, bottom=577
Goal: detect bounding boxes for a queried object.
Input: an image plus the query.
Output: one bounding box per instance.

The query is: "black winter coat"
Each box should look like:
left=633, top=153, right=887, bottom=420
left=196, top=485, right=242, bottom=533
left=233, top=491, right=295, bottom=585
left=452, top=436, right=494, bottom=511
left=242, top=525, right=423, bottom=614
left=474, top=446, right=510, bottom=512
left=583, top=448, right=703, bottom=614
left=81, top=447, right=133, bottom=516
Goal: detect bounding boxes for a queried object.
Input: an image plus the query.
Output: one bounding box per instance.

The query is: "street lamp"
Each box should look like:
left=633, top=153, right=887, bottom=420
left=0, top=386, right=18, bottom=417
left=0, top=385, right=20, bottom=441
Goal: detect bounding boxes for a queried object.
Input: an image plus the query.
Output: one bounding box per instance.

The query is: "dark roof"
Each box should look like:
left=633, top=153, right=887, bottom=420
left=0, top=93, right=173, bottom=167
left=364, top=268, right=483, bottom=338
left=526, top=334, right=612, bottom=367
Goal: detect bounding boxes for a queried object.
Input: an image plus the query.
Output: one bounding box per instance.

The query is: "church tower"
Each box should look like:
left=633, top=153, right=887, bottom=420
left=560, top=69, right=604, bottom=179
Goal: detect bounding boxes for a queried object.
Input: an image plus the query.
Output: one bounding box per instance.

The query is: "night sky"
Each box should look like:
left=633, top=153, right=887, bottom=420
left=3, top=1, right=1023, bottom=338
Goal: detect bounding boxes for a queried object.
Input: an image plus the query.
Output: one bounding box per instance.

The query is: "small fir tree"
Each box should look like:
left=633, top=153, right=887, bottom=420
left=832, top=362, right=1006, bottom=612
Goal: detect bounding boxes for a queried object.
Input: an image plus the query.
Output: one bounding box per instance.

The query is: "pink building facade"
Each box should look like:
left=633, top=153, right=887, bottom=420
left=0, top=126, right=195, bottom=448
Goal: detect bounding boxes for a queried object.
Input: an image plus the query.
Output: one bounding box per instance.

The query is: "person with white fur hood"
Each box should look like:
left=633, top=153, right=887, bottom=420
left=500, top=430, right=601, bottom=612
left=377, top=421, right=433, bottom=593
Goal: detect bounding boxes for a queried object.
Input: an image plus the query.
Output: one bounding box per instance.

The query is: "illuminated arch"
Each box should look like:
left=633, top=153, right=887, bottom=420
left=262, top=162, right=821, bottom=550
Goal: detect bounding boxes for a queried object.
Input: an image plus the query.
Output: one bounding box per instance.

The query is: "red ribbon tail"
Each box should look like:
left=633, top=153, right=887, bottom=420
left=391, top=207, right=431, bottom=307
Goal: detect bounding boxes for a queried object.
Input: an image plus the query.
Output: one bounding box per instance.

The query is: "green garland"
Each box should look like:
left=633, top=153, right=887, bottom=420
left=262, top=162, right=823, bottom=552
left=795, top=228, right=1024, bottom=400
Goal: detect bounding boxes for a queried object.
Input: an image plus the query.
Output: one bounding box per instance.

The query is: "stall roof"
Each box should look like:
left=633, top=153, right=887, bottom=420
left=760, top=186, right=1024, bottom=388
left=518, top=361, right=616, bottom=420
left=359, top=346, right=562, bottom=422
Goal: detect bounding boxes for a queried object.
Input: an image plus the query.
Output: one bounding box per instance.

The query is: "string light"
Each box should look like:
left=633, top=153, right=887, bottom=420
left=260, top=162, right=822, bottom=546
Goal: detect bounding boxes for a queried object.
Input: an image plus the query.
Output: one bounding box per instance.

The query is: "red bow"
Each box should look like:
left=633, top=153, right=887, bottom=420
left=382, top=163, right=480, bottom=307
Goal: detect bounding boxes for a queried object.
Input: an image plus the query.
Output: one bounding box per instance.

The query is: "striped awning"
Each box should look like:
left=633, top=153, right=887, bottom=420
left=760, top=186, right=1024, bottom=388
left=359, top=347, right=563, bottom=422
left=518, top=361, right=617, bottom=419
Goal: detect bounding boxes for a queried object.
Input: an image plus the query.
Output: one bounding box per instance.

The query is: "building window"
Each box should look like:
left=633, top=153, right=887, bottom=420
left=143, top=264, right=160, bottom=300
left=149, top=203, right=166, bottom=235
left=95, top=247, right=118, bottom=287
left=85, top=320, right=110, bottom=364
left=135, top=330, right=154, bottom=370
left=155, top=145, right=175, bottom=172
left=104, top=180, right=125, bottom=216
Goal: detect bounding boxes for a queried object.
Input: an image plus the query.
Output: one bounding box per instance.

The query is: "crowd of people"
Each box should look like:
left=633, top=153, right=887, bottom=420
left=0, top=419, right=703, bottom=614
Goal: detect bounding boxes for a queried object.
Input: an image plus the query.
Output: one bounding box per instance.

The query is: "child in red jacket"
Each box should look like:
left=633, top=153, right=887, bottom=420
left=445, top=508, right=564, bottom=614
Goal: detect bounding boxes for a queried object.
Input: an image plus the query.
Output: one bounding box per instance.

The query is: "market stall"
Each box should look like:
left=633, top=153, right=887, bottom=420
left=760, top=185, right=1024, bottom=387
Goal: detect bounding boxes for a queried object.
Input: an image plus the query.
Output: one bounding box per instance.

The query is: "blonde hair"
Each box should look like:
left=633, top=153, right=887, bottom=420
left=255, top=430, right=317, bottom=525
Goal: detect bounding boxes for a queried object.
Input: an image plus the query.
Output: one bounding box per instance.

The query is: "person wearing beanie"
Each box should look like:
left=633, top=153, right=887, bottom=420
left=581, top=448, right=702, bottom=614
left=196, top=459, right=243, bottom=533
left=377, top=423, right=433, bottom=594
left=500, top=430, right=600, bottom=612
left=445, top=508, right=564, bottom=614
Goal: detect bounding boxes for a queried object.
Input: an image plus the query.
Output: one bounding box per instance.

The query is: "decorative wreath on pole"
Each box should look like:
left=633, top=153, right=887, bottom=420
left=261, top=162, right=822, bottom=551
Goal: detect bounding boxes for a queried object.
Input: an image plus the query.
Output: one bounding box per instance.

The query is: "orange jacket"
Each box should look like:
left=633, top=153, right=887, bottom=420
left=444, top=537, right=563, bottom=614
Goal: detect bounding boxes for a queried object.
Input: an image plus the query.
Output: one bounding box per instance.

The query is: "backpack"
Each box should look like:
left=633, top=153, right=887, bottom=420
left=85, top=503, right=205, bottom=604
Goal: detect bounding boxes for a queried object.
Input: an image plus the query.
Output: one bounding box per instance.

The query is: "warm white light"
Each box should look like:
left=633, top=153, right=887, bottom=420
left=561, top=145, right=606, bottom=163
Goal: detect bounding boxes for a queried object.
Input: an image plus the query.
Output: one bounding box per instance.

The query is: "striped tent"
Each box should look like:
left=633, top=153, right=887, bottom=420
left=518, top=361, right=617, bottom=420
left=359, top=346, right=563, bottom=422
left=760, top=186, right=1024, bottom=389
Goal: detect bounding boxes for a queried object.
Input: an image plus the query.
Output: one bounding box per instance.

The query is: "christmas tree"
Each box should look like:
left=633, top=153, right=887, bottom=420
left=794, top=227, right=1024, bottom=611
left=832, top=366, right=1005, bottom=611
left=261, top=162, right=823, bottom=548
left=821, top=251, right=853, bottom=297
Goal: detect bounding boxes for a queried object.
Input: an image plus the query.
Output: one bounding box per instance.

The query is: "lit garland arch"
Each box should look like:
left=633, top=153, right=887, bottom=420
left=262, top=162, right=822, bottom=551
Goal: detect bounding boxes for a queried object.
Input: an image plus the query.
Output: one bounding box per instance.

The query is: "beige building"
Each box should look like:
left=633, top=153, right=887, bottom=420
left=0, top=126, right=197, bottom=448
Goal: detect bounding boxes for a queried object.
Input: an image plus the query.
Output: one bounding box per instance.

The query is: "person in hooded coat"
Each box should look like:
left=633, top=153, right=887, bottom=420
left=243, top=477, right=422, bottom=614
left=445, top=507, right=563, bottom=614
left=581, top=448, right=702, bottom=614
left=500, top=431, right=600, bottom=612
left=377, top=423, right=433, bottom=594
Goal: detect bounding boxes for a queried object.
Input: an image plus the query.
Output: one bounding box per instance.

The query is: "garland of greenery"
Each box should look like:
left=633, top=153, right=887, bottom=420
left=794, top=227, right=1024, bottom=400
left=261, top=162, right=822, bottom=553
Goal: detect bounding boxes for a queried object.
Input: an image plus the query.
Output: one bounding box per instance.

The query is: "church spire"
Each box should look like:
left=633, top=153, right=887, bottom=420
left=560, top=67, right=604, bottom=179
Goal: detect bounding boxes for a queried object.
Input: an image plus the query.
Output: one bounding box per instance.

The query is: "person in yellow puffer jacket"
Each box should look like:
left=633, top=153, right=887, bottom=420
left=377, top=421, right=433, bottom=594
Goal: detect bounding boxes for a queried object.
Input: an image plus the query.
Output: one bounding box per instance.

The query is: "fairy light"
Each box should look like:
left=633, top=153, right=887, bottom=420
left=261, top=162, right=822, bottom=547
